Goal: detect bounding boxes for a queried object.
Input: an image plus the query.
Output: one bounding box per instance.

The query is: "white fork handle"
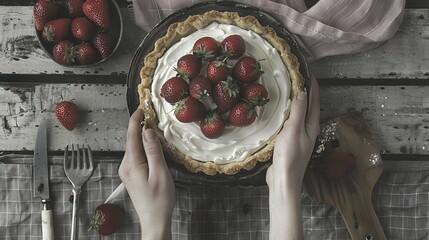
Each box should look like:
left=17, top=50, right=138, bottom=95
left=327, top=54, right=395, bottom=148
left=71, top=187, right=81, bottom=240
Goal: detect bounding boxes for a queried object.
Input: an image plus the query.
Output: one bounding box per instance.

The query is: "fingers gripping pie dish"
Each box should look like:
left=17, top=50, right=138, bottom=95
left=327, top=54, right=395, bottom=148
left=138, top=10, right=305, bottom=175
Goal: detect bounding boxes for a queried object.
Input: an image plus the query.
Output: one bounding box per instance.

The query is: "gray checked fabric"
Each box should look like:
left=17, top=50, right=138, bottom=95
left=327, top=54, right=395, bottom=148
left=1, top=154, right=429, bottom=239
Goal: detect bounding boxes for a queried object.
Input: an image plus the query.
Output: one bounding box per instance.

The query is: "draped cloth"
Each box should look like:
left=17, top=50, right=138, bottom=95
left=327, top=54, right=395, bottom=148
left=132, top=0, right=405, bottom=62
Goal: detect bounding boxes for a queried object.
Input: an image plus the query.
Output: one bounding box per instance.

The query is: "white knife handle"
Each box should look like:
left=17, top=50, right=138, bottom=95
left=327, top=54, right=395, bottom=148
left=41, top=200, right=54, bottom=240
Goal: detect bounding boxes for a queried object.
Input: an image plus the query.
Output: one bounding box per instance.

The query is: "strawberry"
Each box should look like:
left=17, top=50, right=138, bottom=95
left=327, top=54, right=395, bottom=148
left=192, top=37, right=220, bottom=60
left=89, top=203, right=124, bottom=236
left=92, top=31, right=113, bottom=59
left=71, top=17, right=96, bottom=41
left=34, top=0, right=59, bottom=31
left=220, top=34, right=245, bottom=59
left=175, top=97, right=207, bottom=123
left=160, top=76, right=188, bottom=103
left=55, top=100, right=79, bottom=131
left=76, top=43, right=98, bottom=65
left=82, top=0, right=110, bottom=29
left=175, top=54, right=202, bottom=79
left=242, top=83, right=269, bottom=106
left=324, top=151, right=356, bottom=179
left=189, top=75, right=213, bottom=100
left=42, top=18, right=72, bottom=43
left=207, top=59, right=230, bottom=83
left=233, top=56, right=263, bottom=83
left=213, top=77, right=240, bottom=114
left=52, top=40, right=76, bottom=65
left=200, top=110, right=225, bottom=139
left=228, top=101, right=257, bottom=127
left=62, top=0, right=84, bottom=17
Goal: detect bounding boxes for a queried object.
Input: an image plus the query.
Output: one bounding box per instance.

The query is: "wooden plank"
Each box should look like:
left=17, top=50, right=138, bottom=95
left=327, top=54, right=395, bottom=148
left=310, top=9, right=429, bottom=80
left=1, top=7, right=428, bottom=80
left=1, top=83, right=428, bottom=155
left=0, top=83, right=129, bottom=152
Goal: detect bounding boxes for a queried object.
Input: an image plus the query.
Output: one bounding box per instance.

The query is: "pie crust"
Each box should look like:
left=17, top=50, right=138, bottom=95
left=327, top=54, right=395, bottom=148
left=138, top=10, right=305, bottom=175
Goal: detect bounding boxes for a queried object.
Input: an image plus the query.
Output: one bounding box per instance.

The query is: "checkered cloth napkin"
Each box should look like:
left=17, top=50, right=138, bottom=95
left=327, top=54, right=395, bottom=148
left=1, top=154, right=429, bottom=239
left=132, top=0, right=405, bottom=62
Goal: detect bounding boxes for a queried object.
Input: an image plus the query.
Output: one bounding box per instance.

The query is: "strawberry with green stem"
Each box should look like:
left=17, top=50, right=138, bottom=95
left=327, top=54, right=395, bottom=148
left=200, top=110, right=225, bottom=139
left=175, top=54, right=202, bottom=80
left=82, top=0, right=110, bottom=29
left=207, top=59, right=230, bottom=83
left=242, top=83, right=269, bottom=107
left=233, top=56, right=264, bottom=83
left=160, top=76, right=188, bottom=103
left=213, top=77, right=240, bottom=114
left=52, top=40, right=76, bottom=65
left=174, top=97, right=207, bottom=123
left=192, top=37, right=220, bottom=60
left=228, top=101, right=257, bottom=127
left=43, top=18, right=72, bottom=43
left=220, top=34, right=245, bottom=59
left=89, top=203, right=124, bottom=236
left=34, top=0, right=59, bottom=31
left=189, top=75, right=213, bottom=100
left=55, top=99, right=79, bottom=130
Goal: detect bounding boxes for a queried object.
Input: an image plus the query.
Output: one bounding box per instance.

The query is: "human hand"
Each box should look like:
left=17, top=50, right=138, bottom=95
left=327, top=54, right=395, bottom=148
left=266, top=75, right=320, bottom=191
left=266, top=76, right=319, bottom=240
left=119, top=109, right=176, bottom=240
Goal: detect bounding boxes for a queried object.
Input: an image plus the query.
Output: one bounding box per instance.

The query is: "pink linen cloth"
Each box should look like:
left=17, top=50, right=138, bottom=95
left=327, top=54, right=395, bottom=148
left=132, top=0, right=405, bottom=62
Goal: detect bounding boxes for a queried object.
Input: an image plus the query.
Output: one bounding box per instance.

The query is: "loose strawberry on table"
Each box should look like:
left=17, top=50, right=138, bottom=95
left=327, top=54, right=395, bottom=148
left=55, top=100, right=79, bottom=131
left=207, top=60, right=230, bottom=83
left=52, top=40, right=76, bottom=65
left=82, top=0, right=110, bottom=30
left=189, top=75, right=213, bottom=100
left=233, top=56, right=263, bottom=83
left=193, top=36, right=220, bottom=60
left=160, top=76, right=188, bottom=103
left=176, top=54, right=202, bottom=79
left=90, top=203, right=124, bottom=236
left=43, top=18, right=72, bottom=43
left=34, top=0, right=59, bottom=31
left=220, top=34, right=245, bottom=59
left=175, top=97, right=207, bottom=123
left=200, top=110, right=225, bottom=139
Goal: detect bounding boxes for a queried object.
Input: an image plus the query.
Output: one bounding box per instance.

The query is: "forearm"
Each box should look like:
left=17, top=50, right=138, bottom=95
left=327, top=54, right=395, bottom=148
left=268, top=178, right=304, bottom=240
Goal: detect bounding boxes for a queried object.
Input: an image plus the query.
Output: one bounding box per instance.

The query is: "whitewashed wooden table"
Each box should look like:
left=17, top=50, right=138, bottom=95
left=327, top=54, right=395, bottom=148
left=1, top=0, right=428, bottom=161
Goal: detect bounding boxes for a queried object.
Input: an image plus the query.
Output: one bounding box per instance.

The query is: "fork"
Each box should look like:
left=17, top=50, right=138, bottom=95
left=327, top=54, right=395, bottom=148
left=64, top=144, right=94, bottom=240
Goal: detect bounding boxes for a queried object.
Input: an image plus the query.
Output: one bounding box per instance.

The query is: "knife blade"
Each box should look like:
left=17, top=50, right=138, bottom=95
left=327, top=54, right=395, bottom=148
left=33, top=118, right=54, bottom=239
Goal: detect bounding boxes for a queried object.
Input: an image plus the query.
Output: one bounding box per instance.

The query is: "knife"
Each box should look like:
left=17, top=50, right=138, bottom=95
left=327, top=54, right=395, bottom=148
left=33, top=118, right=54, bottom=240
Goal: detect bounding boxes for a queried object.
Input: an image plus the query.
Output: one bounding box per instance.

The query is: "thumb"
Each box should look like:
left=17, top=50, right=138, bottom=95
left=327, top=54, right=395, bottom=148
left=142, top=128, right=169, bottom=177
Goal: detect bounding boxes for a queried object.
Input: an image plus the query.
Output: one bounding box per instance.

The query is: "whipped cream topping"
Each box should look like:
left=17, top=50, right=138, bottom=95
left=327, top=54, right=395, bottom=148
left=151, top=23, right=291, bottom=164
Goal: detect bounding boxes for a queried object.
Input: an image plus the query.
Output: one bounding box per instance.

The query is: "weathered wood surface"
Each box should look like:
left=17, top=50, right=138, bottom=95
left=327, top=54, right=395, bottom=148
left=1, top=83, right=428, bottom=155
left=0, top=7, right=428, bottom=80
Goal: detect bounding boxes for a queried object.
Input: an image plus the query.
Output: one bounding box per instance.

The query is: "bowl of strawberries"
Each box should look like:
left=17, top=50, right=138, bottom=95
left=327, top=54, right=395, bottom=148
left=34, top=0, right=123, bottom=66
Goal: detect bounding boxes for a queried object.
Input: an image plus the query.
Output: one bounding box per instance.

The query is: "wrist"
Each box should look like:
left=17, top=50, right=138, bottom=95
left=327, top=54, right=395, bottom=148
left=140, top=218, right=172, bottom=240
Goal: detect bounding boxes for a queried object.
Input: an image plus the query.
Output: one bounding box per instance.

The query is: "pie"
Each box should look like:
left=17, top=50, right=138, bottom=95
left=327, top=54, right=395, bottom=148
left=138, top=10, right=305, bottom=175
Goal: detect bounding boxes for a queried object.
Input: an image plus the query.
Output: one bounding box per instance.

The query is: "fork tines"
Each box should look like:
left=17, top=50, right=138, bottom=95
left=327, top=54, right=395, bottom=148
left=64, top=144, right=93, bottom=170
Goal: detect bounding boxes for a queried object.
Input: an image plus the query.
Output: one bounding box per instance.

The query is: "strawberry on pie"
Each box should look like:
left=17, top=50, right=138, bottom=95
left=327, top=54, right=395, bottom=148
left=138, top=10, right=305, bottom=175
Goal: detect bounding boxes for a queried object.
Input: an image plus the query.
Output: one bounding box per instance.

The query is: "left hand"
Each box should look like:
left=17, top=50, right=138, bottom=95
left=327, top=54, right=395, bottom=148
left=119, top=109, right=176, bottom=239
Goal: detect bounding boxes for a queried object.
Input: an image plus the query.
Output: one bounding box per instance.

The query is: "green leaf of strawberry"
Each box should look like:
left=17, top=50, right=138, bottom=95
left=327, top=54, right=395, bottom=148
left=55, top=100, right=79, bottom=131
left=89, top=203, right=124, bottom=236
